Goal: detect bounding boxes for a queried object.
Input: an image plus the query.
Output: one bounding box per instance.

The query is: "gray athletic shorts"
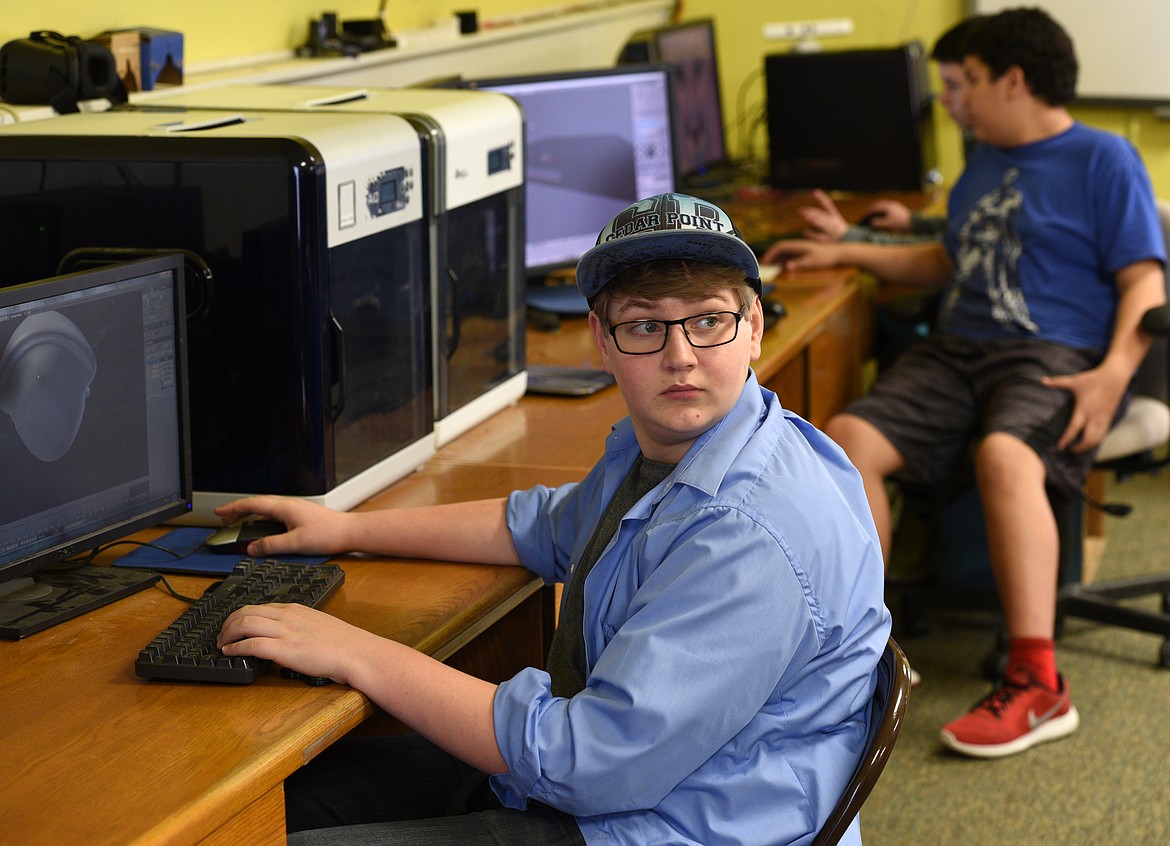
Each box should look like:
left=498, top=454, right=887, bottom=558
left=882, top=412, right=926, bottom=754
left=845, top=335, right=1109, bottom=497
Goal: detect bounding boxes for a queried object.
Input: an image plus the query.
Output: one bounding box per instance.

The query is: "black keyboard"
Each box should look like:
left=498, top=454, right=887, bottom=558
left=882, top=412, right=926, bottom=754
left=135, top=558, right=345, bottom=684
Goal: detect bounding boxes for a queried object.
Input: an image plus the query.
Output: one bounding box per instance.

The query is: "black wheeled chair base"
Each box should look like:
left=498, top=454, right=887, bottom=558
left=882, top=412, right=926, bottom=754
left=1059, top=574, right=1170, bottom=668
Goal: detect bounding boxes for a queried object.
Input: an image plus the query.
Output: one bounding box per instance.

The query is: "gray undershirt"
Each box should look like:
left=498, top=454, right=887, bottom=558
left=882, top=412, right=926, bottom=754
left=545, top=454, right=676, bottom=698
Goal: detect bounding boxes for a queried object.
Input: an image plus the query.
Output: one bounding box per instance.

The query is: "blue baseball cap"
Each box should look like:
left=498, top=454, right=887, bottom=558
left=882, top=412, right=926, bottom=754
left=575, top=193, right=761, bottom=302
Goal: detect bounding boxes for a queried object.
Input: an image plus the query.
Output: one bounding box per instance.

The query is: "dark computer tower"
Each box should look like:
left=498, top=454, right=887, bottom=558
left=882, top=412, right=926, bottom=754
left=0, top=109, right=434, bottom=523
left=142, top=85, right=528, bottom=446
left=765, top=42, right=937, bottom=192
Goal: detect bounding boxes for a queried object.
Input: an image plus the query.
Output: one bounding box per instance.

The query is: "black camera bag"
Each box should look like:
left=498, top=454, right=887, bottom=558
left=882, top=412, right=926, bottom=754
left=0, top=31, right=128, bottom=113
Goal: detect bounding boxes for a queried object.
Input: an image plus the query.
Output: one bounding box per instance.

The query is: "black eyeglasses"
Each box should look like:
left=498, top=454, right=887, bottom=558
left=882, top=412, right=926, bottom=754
left=606, top=308, right=748, bottom=355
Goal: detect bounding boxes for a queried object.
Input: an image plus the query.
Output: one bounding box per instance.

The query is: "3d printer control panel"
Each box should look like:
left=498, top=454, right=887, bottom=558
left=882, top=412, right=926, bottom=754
left=487, top=141, right=515, bottom=175
left=366, top=166, right=412, bottom=217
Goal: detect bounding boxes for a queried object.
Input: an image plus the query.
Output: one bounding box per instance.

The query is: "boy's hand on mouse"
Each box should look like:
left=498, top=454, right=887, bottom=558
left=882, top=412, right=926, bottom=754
left=214, top=495, right=353, bottom=557
left=859, top=199, right=913, bottom=232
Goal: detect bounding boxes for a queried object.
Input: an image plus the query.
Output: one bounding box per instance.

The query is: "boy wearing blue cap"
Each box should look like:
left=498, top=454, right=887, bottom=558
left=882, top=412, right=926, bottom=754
left=215, top=193, right=890, bottom=846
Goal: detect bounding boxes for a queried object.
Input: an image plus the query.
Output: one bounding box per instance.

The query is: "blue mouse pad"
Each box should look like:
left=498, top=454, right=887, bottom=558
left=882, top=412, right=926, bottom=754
left=111, top=527, right=330, bottom=575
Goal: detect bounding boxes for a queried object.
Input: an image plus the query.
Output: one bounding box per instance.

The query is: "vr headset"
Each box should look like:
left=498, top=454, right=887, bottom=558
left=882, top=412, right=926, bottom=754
left=0, top=31, right=128, bottom=113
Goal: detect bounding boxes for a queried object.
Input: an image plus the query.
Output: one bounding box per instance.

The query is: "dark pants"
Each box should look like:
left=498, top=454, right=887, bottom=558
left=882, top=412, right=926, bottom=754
left=285, top=733, right=587, bottom=846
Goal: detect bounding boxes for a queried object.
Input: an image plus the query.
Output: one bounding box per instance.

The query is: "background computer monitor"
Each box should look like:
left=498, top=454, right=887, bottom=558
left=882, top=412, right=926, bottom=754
left=765, top=42, right=936, bottom=192
left=466, top=66, right=676, bottom=279
left=0, top=255, right=192, bottom=625
left=619, top=18, right=730, bottom=184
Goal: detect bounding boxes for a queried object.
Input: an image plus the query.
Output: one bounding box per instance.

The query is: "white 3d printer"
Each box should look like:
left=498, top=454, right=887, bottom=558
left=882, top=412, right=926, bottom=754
left=0, top=108, right=434, bottom=523
left=144, top=83, right=528, bottom=446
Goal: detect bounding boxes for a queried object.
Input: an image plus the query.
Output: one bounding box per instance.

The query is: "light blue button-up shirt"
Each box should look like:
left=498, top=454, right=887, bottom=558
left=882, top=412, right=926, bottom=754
left=494, top=371, right=890, bottom=845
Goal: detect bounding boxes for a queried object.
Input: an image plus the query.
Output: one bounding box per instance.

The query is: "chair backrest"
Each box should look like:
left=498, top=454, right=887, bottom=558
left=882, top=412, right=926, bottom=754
left=812, top=636, right=912, bottom=846
left=1130, top=198, right=1170, bottom=404
left=1096, top=198, right=1170, bottom=464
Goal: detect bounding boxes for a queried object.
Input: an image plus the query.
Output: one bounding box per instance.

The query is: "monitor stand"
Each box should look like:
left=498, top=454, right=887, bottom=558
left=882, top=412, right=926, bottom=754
left=0, top=575, right=53, bottom=602
left=0, top=566, right=160, bottom=640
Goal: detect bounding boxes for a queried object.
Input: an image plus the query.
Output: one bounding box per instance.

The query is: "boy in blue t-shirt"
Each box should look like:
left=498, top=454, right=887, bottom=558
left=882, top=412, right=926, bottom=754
left=765, top=7, right=1167, bottom=758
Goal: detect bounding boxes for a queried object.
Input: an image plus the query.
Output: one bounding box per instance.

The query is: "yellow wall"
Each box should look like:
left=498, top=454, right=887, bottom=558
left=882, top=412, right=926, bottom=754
left=684, top=0, right=1170, bottom=199
left=4, top=0, right=1169, bottom=196
left=685, top=0, right=968, bottom=187
left=0, top=1, right=551, bottom=65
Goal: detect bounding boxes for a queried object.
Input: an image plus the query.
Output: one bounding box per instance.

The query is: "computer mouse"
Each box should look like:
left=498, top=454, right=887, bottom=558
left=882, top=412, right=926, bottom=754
left=205, top=519, right=288, bottom=555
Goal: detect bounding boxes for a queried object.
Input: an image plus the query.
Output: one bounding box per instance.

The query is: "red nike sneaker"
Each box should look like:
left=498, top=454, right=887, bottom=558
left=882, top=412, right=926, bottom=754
left=940, top=669, right=1079, bottom=758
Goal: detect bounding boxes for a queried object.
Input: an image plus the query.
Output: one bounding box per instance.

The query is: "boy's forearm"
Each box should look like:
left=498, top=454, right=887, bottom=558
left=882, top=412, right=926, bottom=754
left=352, top=498, right=521, bottom=566
left=1104, top=260, right=1167, bottom=379
left=842, top=241, right=952, bottom=287
left=349, top=636, right=508, bottom=774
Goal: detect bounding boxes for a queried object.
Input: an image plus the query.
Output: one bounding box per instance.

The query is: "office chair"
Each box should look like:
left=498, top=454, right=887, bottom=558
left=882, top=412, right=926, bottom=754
left=812, top=636, right=912, bottom=846
left=1058, top=293, right=1170, bottom=665
left=1046, top=201, right=1170, bottom=666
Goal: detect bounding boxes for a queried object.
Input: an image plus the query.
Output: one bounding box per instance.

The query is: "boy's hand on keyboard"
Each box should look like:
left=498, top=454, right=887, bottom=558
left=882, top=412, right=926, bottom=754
left=759, top=239, right=845, bottom=273
left=217, top=602, right=374, bottom=687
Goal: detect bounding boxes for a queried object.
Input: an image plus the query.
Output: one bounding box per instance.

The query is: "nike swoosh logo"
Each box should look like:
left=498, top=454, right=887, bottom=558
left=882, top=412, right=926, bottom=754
left=1027, top=700, right=1064, bottom=728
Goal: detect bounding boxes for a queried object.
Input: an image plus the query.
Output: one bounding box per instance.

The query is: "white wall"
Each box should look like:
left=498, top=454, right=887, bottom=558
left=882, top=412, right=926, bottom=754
left=972, top=0, right=1170, bottom=103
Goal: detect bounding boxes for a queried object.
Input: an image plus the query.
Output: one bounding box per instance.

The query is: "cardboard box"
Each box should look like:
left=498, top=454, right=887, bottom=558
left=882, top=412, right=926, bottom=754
left=137, top=28, right=183, bottom=90
left=94, top=27, right=183, bottom=91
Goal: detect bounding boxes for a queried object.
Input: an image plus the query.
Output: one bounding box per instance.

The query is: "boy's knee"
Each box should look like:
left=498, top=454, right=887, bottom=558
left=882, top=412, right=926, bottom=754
left=825, top=413, right=899, bottom=472
left=975, top=433, right=1045, bottom=488
left=824, top=412, right=863, bottom=450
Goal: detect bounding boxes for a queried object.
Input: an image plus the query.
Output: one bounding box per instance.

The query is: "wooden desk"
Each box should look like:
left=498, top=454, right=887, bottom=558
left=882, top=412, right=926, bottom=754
left=0, top=267, right=864, bottom=846
left=755, top=273, right=868, bottom=428
left=0, top=551, right=551, bottom=846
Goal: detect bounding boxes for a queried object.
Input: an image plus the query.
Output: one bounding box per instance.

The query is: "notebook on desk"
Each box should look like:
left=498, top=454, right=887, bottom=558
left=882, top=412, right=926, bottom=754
left=526, top=365, right=615, bottom=397
left=526, top=283, right=590, bottom=315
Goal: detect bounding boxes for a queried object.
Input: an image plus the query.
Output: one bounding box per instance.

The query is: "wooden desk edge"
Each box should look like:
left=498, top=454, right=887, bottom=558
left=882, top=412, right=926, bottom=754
left=134, top=695, right=374, bottom=846
left=130, top=568, right=547, bottom=846
left=755, top=276, right=862, bottom=382
left=419, top=573, right=548, bottom=663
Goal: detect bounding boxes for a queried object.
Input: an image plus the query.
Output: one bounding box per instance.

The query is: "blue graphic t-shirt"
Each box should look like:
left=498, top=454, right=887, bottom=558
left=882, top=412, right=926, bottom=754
left=939, top=122, right=1165, bottom=351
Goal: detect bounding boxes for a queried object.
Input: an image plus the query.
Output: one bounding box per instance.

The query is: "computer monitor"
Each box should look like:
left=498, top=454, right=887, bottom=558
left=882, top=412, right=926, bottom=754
left=466, top=66, right=676, bottom=279
left=765, top=42, right=937, bottom=192
left=0, top=254, right=192, bottom=639
left=619, top=18, right=730, bottom=184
